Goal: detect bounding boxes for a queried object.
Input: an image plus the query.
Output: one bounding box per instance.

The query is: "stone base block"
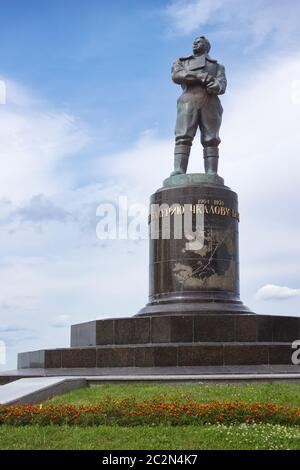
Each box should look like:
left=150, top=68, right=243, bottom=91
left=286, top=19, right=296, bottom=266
left=70, top=314, right=300, bottom=347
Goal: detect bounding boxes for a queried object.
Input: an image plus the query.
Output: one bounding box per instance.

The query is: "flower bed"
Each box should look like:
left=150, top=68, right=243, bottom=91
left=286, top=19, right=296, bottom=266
left=1, top=400, right=300, bottom=426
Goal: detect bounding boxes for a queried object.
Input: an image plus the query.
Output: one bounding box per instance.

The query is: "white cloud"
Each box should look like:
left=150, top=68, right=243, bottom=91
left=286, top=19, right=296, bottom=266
left=165, top=0, right=227, bottom=35
left=165, top=0, right=300, bottom=50
left=50, top=315, right=72, bottom=328
left=12, top=194, right=70, bottom=224
left=0, top=325, right=30, bottom=333
left=255, top=284, right=300, bottom=301
left=0, top=79, right=90, bottom=201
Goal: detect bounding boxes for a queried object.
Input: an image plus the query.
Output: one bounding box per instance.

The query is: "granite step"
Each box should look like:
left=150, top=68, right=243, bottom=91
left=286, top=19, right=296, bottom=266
left=18, top=341, right=296, bottom=369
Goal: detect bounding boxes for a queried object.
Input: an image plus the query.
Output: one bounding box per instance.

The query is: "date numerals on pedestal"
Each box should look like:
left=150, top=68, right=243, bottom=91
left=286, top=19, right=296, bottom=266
left=197, top=199, right=225, bottom=206
left=213, top=199, right=225, bottom=206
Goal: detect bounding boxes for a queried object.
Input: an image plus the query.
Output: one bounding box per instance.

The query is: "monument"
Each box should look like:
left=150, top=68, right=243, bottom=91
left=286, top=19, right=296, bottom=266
left=16, top=37, right=300, bottom=372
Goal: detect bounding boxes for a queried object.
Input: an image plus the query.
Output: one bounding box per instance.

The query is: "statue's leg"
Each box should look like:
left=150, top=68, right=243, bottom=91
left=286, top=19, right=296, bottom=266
left=200, top=97, right=223, bottom=174
left=172, top=97, right=198, bottom=176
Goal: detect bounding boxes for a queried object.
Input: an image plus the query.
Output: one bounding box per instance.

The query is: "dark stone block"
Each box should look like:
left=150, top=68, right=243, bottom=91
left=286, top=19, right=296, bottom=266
left=151, top=317, right=171, bottom=343
left=17, top=352, right=30, bottom=369
left=96, top=348, right=114, bottom=368
left=194, top=315, right=235, bottom=342
left=135, top=347, right=155, bottom=367
left=269, top=345, right=294, bottom=365
left=273, top=317, right=300, bottom=342
left=236, top=315, right=257, bottom=341
left=71, top=321, right=96, bottom=347
left=192, top=345, right=223, bottom=366
left=115, top=348, right=135, bottom=367
left=178, top=345, right=223, bottom=366
left=154, top=346, right=177, bottom=366
left=33, top=350, right=46, bottom=368
left=114, top=318, right=150, bottom=345
left=21, top=350, right=45, bottom=368
left=170, top=316, right=193, bottom=342
left=114, top=319, right=135, bottom=344
left=224, top=344, right=268, bottom=365
left=257, top=316, right=273, bottom=341
left=44, top=350, right=62, bottom=368
left=178, top=346, right=193, bottom=366
left=134, top=318, right=151, bottom=344
left=96, top=347, right=135, bottom=367
left=62, top=348, right=96, bottom=368
left=96, top=320, right=114, bottom=345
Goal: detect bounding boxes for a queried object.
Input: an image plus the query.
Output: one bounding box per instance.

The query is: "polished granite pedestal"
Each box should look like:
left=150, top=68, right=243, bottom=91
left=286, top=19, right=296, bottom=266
left=16, top=174, right=300, bottom=371
left=138, top=174, right=249, bottom=315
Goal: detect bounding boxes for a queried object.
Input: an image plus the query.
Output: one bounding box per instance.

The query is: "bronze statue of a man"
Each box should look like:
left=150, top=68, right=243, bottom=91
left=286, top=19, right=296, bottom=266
left=171, top=36, right=227, bottom=176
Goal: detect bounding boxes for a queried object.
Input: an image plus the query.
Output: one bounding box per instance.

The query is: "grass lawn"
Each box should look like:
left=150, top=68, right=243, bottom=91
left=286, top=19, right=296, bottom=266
left=1, top=383, right=300, bottom=450
left=45, top=383, right=300, bottom=407
left=0, top=424, right=300, bottom=450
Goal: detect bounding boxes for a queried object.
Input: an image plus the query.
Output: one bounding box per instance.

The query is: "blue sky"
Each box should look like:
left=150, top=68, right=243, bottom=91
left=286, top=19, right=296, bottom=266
left=1, top=1, right=180, bottom=153
left=3, top=0, right=299, bottom=157
left=0, top=0, right=300, bottom=369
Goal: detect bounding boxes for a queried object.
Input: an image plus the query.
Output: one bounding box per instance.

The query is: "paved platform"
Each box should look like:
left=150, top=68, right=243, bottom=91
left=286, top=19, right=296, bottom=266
left=1, top=366, right=300, bottom=404
left=0, top=377, right=86, bottom=405
left=1, top=365, right=300, bottom=382
left=2, top=364, right=300, bottom=376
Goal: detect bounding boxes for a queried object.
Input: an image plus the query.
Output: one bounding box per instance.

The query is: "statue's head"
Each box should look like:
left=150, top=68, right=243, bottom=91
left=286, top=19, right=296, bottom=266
left=193, top=36, right=211, bottom=55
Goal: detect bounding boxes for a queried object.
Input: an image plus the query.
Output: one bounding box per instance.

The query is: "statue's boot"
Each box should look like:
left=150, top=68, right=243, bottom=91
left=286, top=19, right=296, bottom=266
left=204, top=147, right=219, bottom=174
left=171, top=145, right=190, bottom=176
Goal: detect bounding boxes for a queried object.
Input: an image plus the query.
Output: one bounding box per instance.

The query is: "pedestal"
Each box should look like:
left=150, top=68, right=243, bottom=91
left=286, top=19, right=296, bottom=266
left=138, top=174, right=250, bottom=316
